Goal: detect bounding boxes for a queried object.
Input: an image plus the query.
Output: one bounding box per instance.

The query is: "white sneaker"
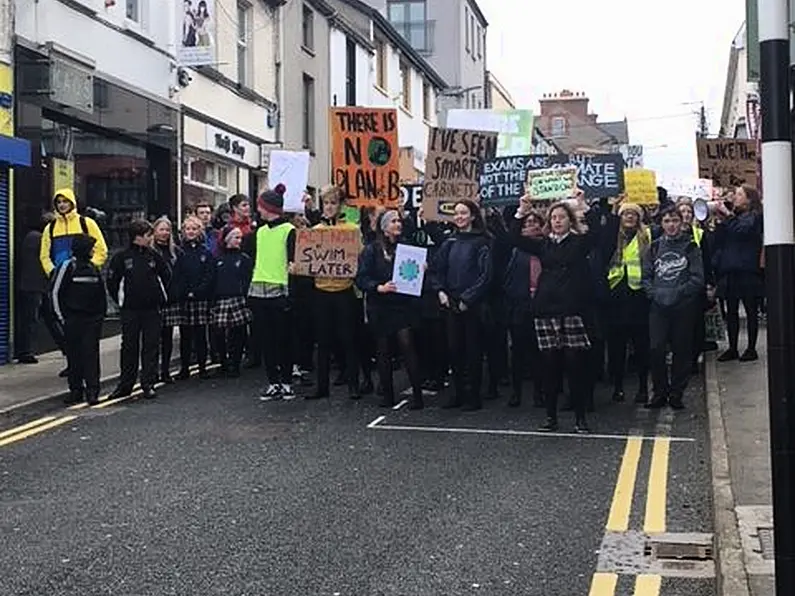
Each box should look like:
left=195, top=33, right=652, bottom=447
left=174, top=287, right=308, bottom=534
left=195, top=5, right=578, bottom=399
left=292, top=365, right=302, bottom=379
left=281, top=384, right=296, bottom=400
left=259, top=384, right=282, bottom=401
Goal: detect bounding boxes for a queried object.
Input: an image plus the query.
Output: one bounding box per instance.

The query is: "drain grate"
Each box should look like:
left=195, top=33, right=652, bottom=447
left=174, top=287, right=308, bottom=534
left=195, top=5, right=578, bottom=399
left=645, top=537, right=714, bottom=561
left=597, top=532, right=715, bottom=579
left=756, top=527, right=775, bottom=560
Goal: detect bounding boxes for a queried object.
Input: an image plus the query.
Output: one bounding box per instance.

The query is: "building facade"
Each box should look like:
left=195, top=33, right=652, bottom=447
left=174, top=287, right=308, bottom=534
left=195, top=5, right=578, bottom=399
left=719, top=23, right=758, bottom=139
left=486, top=71, right=514, bottom=110
left=178, top=0, right=280, bottom=215
left=328, top=0, right=447, bottom=182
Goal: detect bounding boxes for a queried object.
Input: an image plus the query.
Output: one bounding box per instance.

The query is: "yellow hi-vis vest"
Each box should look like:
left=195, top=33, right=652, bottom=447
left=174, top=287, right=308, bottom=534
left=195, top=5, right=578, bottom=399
left=252, top=221, right=294, bottom=285
left=692, top=225, right=703, bottom=247
left=607, top=230, right=649, bottom=290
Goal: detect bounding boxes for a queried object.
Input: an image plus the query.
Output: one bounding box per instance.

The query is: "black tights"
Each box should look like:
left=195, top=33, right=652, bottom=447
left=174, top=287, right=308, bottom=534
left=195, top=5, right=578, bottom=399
left=725, top=297, right=760, bottom=353
left=213, top=326, right=246, bottom=370
left=377, top=328, right=422, bottom=404
left=160, top=326, right=174, bottom=375
left=541, top=348, right=590, bottom=421
left=179, top=325, right=208, bottom=372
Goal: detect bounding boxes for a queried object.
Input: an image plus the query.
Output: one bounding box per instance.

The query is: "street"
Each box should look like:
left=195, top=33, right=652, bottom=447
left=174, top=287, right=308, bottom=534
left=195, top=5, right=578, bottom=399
left=0, top=370, right=716, bottom=595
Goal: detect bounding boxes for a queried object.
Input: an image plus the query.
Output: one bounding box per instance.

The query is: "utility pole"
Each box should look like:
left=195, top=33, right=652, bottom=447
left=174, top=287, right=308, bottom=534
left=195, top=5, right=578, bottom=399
left=698, top=104, right=708, bottom=138
left=758, top=0, right=795, bottom=594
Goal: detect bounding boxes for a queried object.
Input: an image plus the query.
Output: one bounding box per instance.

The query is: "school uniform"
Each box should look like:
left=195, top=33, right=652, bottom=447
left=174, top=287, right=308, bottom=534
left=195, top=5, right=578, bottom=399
left=106, top=244, right=170, bottom=398
left=173, top=239, right=214, bottom=378
left=50, top=245, right=107, bottom=405
left=210, top=246, right=254, bottom=376
left=154, top=242, right=183, bottom=382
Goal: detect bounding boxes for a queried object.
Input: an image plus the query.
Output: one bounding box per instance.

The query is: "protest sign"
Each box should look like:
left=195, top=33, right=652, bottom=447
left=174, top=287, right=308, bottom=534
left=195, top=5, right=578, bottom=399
left=479, top=155, right=535, bottom=205
left=267, top=150, right=310, bottom=213
left=661, top=177, right=713, bottom=200
left=422, top=126, right=498, bottom=220
left=294, top=227, right=361, bottom=278
left=696, top=138, right=758, bottom=188
left=525, top=166, right=578, bottom=201
left=446, top=109, right=535, bottom=156
left=548, top=153, right=624, bottom=199
left=392, top=244, right=427, bottom=297
left=624, top=169, right=658, bottom=204
left=330, top=107, right=400, bottom=207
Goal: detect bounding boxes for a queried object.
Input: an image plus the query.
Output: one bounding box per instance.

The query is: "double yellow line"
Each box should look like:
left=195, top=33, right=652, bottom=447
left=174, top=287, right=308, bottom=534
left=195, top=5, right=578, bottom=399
left=589, top=436, right=671, bottom=595
left=0, top=415, right=77, bottom=447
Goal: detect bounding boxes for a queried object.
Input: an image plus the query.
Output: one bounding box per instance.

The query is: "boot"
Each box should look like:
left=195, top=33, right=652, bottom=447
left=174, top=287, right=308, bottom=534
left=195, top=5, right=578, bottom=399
left=86, top=389, right=100, bottom=406
left=508, top=393, right=521, bottom=408
left=538, top=417, right=558, bottom=432
left=575, top=416, right=590, bottom=434
left=175, top=367, right=191, bottom=381
left=409, top=389, right=424, bottom=411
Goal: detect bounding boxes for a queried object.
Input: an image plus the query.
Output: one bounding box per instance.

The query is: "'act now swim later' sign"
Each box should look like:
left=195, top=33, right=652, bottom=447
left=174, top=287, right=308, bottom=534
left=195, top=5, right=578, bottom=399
left=293, top=228, right=361, bottom=278
left=330, top=107, right=400, bottom=208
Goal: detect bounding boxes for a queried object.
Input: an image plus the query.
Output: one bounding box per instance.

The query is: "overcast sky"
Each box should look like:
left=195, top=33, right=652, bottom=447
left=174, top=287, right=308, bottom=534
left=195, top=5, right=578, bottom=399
left=479, top=0, right=746, bottom=180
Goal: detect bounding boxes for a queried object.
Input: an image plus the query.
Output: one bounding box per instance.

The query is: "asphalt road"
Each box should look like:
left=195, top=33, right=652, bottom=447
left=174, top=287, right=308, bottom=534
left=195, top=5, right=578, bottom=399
left=0, top=367, right=716, bottom=596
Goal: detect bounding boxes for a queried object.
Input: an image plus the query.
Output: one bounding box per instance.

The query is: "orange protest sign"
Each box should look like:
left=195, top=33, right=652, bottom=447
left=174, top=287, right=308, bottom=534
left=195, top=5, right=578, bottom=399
left=330, top=107, right=400, bottom=208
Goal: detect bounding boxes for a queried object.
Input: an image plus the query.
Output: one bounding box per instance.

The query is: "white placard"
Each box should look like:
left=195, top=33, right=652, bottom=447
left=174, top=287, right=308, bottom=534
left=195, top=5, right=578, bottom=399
left=267, top=150, right=310, bottom=213
left=662, top=177, right=713, bottom=200
left=391, top=243, right=427, bottom=297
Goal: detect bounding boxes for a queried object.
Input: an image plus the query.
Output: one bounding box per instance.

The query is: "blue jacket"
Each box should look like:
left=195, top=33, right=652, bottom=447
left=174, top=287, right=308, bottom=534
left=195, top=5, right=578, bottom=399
left=173, top=239, right=214, bottom=301
left=712, top=212, right=763, bottom=275
left=212, top=249, right=254, bottom=298
left=430, top=231, right=492, bottom=307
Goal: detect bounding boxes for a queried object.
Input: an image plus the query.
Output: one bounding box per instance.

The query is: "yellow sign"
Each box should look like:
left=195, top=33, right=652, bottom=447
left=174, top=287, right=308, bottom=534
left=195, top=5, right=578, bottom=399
left=52, top=158, right=75, bottom=197
left=0, top=63, right=12, bottom=136
left=624, top=169, right=658, bottom=205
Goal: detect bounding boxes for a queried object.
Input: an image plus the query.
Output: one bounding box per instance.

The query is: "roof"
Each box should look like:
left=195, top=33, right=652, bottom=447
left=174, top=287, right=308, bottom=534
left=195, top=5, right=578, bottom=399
left=304, top=0, right=335, bottom=17
left=467, top=0, right=488, bottom=27
left=333, top=0, right=449, bottom=90
left=596, top=120, right=629, bottom=144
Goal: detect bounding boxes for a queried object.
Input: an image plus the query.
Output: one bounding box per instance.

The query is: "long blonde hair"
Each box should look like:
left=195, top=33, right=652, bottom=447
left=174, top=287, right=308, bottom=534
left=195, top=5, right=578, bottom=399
left=153, top=216, right=178, bottom=263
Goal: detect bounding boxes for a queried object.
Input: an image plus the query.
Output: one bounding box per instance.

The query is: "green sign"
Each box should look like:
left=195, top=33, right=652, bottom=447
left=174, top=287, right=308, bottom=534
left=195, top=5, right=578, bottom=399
left=446, top=109, right=535, bottom=157
left=746, top=0, right=759, bottom=82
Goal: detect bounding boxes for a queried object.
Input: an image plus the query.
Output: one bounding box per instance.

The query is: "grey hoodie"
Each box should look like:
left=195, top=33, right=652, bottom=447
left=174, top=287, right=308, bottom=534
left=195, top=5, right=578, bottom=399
left=641, top=232, right=704, bottom=308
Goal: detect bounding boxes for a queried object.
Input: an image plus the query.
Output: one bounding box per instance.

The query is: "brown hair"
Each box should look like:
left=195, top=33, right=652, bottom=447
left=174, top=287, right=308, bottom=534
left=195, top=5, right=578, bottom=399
left=545, top=201, right=582, bottom=235
left=740, top=184, right=762, bottom=214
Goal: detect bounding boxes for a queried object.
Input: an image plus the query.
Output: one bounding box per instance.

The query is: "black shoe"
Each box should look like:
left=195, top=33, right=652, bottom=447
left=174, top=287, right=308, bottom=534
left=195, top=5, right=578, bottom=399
left=160, top=372, right=174, bottom=384
left=332, top=373, right=347, bottom=387
left=174, top=369, right=191, bottom=381
left=359, top=378, right=374, bottom=395
left=15, top=354, right=38, bottom=364
left=645, top=396, right=668, bottom=409
left=574, top=419, right=591, bottom=434
left=86, top=395, right=100, bottom=406
left=141, top=388, right=157, bottom=400
left=306, top=389, right=329, bottom=400
left=635, top=389, right=649, bottom=405
left=612, top=389, right=625, bottom=403
left=669, top=396, right=685, bottom=410
left=539, top=418, right=558, bottom=432
left=379, top=397, right=395, bottom=408
left=63, top=391, right=83, bottom=405
left=198, top=368, right=210, bottom=380
left=717, top=349, right=739, bottom=362
left=508, top=394, right=521, bottom=408
left=461, top=402, right=482, bottom=412
left=739, top=348, right=759, bottom=362
left=58, top=367, right=69, bottom=378
left=408, top=396, right=425, bottom=411
left=108, top=386, right=133, bottom=400
left=348, top=385, right=362, bottom=400
left=442, top=397, right=463, bottom=409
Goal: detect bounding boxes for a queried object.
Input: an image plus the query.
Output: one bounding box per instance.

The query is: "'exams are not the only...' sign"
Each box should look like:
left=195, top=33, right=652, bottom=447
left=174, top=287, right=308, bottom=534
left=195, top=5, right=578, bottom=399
left=479, top=155, right=541, bottom=205
left=293, top=228, right=361, bottom=278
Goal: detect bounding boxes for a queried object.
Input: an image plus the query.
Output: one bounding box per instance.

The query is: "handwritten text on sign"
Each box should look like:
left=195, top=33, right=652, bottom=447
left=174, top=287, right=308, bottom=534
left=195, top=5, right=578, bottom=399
left=294, top=228, right=361, bottom=278
left=525, top=167, right=578, bottom=201
left=696, top=139, right=758, bottom=188
left=422, top=127, right=498, bottom=220
left=330, top=108, right=400, bottom=207
left=623, top=169, right=658, bottom=204
left=479, top=155, right=537, bottom=205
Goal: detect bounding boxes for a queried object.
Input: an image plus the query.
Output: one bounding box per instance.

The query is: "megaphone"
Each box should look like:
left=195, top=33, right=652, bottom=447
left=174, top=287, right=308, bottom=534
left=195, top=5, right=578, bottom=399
left=693, top=199, right=733, bottom=222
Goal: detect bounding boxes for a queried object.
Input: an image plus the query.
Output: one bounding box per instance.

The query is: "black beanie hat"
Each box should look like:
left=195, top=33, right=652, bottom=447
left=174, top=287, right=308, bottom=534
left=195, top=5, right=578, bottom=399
left=257, top=184, right=286, bottom=215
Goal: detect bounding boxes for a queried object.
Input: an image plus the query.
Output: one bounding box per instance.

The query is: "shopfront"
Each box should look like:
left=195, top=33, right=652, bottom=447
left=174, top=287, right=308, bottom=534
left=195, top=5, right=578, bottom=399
left=181, top=111, right=267, bottom=215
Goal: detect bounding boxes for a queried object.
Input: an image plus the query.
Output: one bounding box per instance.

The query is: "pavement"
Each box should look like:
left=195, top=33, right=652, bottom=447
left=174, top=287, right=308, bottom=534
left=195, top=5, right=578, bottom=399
left=705, top=328, right=775, bottom=596
left=0, top=347, right=716, bottom=596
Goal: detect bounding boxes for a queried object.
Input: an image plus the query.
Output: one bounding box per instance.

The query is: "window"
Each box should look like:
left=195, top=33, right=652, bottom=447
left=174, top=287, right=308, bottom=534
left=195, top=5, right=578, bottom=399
left=237, top=3, right=251, bottom=86
left=551, top=116, right=567, bottom=138
left=465, top=7, right=470, bottom=52
left=303, top=74, right=315, bottom=151
left=346, top=38, right=357, bottom=106
left=470, top=15, right=475, bottom=56
left=375, top=39, right=387, bottom=90
left=422, top=81, right=431, bottom=121
left=183, top=155, right=232, bottom=208
left=387, top=0, right=427, bottom=50
left=399, top=61, right=411, bottom=111
left=126, top=0, right=139, bottom=22
left=477, top=25, right=482, bottom=58
left=302, top=5, right=314, bottom=51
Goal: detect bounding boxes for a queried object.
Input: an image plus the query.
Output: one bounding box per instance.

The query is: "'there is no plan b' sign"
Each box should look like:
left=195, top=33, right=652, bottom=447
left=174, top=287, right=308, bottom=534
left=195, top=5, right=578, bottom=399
left=478, top=153, right=626, bottom=205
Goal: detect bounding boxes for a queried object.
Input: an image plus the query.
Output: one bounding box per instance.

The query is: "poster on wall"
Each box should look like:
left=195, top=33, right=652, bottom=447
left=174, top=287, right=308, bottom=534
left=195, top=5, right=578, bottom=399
left=446, top=109, right=535, bottom=157
left=330, top=107, right=400, bottom=207
left=176, top=0, right=216, bottom=66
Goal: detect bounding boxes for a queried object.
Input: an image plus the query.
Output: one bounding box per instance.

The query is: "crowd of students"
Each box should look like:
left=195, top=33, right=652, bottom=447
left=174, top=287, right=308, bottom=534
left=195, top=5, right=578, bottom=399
left=43, top=181, right=764, bottom=433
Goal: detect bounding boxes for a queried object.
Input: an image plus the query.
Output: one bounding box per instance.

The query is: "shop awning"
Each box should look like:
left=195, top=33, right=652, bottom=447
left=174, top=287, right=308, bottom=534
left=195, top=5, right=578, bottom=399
left=0, top=134, right=31, bottom=167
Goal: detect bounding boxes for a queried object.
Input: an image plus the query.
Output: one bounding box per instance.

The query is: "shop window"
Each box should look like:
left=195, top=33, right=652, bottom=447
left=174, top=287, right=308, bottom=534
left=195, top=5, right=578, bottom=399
left=183, top=154, right=232, bottom=208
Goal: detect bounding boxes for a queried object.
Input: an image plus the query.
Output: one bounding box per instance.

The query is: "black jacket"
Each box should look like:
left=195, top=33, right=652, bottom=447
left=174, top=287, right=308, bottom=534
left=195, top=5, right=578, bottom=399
left=18, top=230, right=49, bottom=294
left=173, top=239, right=214, bottom=301
left=154, top=242, right=182, bottom=304
left=107, top=245, right=170, bottom=311
left=429, top=230, right=492, bottom=307
left=356, top=240, right=419, bottom=311
left=213, top=248, right=254, bottom=298
left=50, top=258, right=107, bottom=323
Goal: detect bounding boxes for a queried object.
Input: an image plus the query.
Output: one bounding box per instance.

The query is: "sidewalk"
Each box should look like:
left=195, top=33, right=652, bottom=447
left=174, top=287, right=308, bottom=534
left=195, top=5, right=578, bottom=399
left=707, top=328, right=775, bottom=596
left=0, top=335, right=124, bottom=412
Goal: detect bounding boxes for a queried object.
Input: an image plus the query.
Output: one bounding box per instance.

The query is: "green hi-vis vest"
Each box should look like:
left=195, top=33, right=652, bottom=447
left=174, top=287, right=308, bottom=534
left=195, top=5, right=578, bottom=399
left=692, top=225, right=703, bottom=247
left=607, top=229, right=650, bottom=291
left=252, top=221, right=295, bottom=285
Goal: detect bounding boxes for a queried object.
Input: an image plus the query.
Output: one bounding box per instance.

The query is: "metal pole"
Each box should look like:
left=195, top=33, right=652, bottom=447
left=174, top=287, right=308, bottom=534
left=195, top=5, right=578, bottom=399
left=759, top=0, right=795, bottom=592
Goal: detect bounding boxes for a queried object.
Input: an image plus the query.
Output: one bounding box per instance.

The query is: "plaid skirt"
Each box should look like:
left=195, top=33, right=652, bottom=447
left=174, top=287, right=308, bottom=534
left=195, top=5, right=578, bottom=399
left=181, top=299, right=210, bottom=326
left=210, top=296, right=253, bottom=328
left=534, top=316, right=592, bottom=351
left=161, top=303, right=184, bottom=327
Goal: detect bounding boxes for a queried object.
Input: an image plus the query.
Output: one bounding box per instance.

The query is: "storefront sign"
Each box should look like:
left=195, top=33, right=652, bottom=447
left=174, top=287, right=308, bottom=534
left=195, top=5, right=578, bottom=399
left=49, top=56, right=94, bottom=114
left=204, top=124, right=259, bottom=168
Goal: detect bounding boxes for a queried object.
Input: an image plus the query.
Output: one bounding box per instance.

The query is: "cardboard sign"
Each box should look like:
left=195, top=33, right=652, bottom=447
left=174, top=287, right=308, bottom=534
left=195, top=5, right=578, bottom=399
left=525, top=166, right=578, bottom=201
left=550, top=153, right=625, bottom=199
left=330, top=107, right=400, bottom=208
left=294, top=228, right=361, bottom=278
left=624, top=169, right=658, bottom=204
left=422, top=126, right=498, bottom=220
left=479, top=155, right=537, bottom=205
left=696, top=138, right=758, bottom=188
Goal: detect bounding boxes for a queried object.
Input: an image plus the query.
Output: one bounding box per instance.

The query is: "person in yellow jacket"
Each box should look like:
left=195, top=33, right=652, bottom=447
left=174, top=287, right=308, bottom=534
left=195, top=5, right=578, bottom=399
left=40, top=188, right=108, bottom=277
left=306, top=184, right=362, bottom=401
left=605, top=201, right=651, bottom=405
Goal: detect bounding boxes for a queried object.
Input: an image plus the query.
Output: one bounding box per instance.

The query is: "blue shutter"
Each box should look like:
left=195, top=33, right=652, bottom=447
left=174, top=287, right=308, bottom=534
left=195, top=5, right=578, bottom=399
left=0, top=166, right=10, bottom=364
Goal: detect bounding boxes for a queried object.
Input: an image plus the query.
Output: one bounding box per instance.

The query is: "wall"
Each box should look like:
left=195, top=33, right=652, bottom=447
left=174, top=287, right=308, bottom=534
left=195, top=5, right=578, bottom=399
left=329, top=27, right=372, bottom=108
left=281, top=1, right=332, bottom=188
left=15, top=0, right=173, bottom=99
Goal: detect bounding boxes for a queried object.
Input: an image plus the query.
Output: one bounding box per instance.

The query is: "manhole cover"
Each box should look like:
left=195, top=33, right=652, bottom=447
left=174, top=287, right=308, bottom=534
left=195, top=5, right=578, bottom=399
left=757, top=527, right=775, bottom=560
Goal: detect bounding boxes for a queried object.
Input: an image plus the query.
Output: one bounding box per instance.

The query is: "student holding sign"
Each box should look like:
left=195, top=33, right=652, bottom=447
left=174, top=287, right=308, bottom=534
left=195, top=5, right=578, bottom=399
left=511, top=190, right=601, bottom=433
left=307, top=185, right=362, bottom=401
left=356, top=210, right=424, bottom=410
